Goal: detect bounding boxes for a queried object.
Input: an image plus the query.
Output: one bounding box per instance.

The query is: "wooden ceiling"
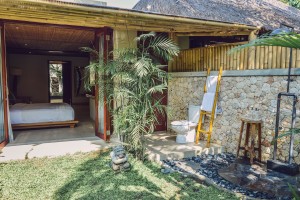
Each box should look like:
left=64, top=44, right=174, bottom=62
left=5, top=23, right=95, bottom=52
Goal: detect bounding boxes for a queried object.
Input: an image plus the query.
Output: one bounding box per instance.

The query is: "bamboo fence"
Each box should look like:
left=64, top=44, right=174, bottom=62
left=170, top=42, right=300, bottom=72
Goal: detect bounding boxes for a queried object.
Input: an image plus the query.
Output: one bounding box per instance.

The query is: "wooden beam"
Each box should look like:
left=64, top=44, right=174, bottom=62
left=176, top=31, right=251, bottom=37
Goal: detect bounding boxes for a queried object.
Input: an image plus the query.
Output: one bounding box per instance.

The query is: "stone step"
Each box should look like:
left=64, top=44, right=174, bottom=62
left=145, top=133, right=224, bottom=163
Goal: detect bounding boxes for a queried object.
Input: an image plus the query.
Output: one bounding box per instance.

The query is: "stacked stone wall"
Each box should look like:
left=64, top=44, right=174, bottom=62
left=168, top=74, right=300, bottom=163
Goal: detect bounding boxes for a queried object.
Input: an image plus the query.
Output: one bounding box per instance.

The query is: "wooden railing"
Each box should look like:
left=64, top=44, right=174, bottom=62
left=170, top=42, right=300, bottom=72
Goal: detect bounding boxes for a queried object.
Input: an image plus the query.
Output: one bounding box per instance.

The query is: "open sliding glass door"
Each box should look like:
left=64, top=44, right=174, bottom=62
left=0, top=23, right=9, bottom=148
left=94, top=28, right=113, bottom=141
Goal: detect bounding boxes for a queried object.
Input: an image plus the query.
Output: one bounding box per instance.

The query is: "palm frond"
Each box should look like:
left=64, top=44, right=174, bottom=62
left=134, top=58, right=151, bottom=77
left=271, top=128, right=300, bottom=145
left=149, top=35, right=180, bottom=61
left=135, top=31, right=156, bottom=42
left=229, top=33, right=300, bottom=54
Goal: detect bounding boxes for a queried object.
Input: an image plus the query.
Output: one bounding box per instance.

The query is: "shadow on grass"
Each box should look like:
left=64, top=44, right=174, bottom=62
left=54, top=151, right=237, bottom=200
left=54, top=151, right=171, bottom=199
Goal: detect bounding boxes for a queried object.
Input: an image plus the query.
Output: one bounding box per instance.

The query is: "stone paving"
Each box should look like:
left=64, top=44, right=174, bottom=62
left=219, top=159, right=300, bottom=199
left=145, top=133, right=224, bottom=162
left=162, top=154, right=298, bottom=199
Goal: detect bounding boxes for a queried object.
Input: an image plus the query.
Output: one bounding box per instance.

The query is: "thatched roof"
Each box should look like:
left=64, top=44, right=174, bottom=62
left=133, top=0, right=300, bottom=32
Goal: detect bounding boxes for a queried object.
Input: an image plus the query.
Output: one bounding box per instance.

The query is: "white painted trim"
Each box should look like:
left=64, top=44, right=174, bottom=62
left=170, top=69, right=300, bottom=77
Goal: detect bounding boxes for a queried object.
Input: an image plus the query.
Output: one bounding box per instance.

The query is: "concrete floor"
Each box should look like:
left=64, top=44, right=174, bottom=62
left=11, top=119, right=95, bottom=145
left=145, top=133, right=224, bottom=162
left=0, top=104, right=121, bottom=162
left=0, top=136, right=120, bottom=162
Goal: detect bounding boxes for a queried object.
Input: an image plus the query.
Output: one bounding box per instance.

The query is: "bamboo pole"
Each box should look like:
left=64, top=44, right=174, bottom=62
left=292, top=48, right=297, bottom=68
left=285, top=48, right=290, bottom=69
left=244, top=47, right=248, bottom=69
left=281, top=47, right=287, bottom=69
left=268, top=46, right=272, bottom=69
left=296, top=49, right=300, bottom=68
left=209, top=47, right=212, bottom=70
left=239, top=48, right=245, bottom=70
left=276, top=47, right=282, bottom=69
left=271, top=47, right=277, bottom=69
left=263, top=46, right=268, bottom=69
left=228, top=46, right=232, bottom=70
left=259, top=47, right=264, bottom=69
left=204, top=48, right=207, bottom=70
left=248, top=30, right=257, bottom=69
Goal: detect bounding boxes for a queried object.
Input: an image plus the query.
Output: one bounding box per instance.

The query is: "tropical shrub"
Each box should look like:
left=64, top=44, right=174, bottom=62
left=83, top=32, right=179, bottom=160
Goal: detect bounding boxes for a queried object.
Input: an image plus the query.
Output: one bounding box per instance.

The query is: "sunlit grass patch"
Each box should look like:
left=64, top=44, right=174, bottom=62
left=0, top=151, right=237, bottom=200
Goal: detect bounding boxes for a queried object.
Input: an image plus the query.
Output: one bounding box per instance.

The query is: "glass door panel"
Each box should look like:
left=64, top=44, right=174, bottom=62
left=0, top=26, right=6, bottom=143
left=98, top=34, right=105, bottom=134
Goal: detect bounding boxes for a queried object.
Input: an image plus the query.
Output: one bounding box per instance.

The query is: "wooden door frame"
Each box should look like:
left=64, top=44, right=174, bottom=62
left=94, top=27, right=113, bottom=141
left=0, top=22, right=9, bottom=148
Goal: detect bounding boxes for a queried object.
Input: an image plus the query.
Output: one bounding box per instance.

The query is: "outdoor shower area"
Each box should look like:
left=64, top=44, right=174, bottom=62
left=168, top=40, right=300, bottom=164
left=151, top=38, right=299, bottom=198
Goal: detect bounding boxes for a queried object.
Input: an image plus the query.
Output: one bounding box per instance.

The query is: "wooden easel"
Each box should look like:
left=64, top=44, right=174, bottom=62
left=195, top=67, right=223, bottom=147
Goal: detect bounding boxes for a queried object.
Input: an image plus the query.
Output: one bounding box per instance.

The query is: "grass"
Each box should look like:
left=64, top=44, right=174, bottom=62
left=0, top=151, right=238, bottom=200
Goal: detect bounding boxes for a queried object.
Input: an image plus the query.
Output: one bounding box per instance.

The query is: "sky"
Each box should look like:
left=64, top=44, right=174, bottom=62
left=101, top=0, right=140, bottom=9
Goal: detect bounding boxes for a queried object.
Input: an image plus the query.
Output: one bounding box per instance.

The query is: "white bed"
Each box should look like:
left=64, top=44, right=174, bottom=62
left=10, top=103, right=78, bottom=129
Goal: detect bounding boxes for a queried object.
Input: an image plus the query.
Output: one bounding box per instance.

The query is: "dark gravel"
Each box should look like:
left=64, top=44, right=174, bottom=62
left=163, top=153, right=292, bottom=200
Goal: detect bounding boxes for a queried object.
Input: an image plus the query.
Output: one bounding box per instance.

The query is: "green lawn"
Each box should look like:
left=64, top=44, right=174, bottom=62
left=0, top=151, right=237, bottom=200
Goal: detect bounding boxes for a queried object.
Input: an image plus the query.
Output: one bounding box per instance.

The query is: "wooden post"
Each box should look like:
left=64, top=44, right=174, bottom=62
left=248, top=30, right=258, bottom=69
left=0, top=23, right=9, bottom=148
left=169, top=32, right=178, bottom=72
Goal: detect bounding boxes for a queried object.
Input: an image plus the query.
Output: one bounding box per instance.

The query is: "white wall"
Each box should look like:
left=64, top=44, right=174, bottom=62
left=7, top=53, right=90, bottom=104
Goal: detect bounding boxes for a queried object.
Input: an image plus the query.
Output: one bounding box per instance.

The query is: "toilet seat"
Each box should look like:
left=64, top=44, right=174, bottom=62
left=170, top=105, right=201, bottom=144
left=171, top=120, right=197, bottom=127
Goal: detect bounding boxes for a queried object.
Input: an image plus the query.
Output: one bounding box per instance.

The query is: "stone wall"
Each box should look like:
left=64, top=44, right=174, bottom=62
left=168, top=71, right=300, bottom=163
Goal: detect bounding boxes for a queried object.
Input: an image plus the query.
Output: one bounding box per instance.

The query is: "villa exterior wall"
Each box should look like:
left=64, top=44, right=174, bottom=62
left=168, top=70, right=300, bottom=163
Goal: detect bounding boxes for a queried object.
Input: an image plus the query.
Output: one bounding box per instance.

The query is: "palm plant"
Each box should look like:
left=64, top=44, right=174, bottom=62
left=83, top=32, right=179, bottom=160
left=230, top=32, right=300, bottom=52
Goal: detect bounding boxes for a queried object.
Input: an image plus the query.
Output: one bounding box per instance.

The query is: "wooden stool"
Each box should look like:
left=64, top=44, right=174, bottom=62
left=236, top=118, right=262, bottom=164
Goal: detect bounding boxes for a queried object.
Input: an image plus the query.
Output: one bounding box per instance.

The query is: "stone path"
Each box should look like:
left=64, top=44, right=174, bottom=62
left=0, top=136, right=120, bottom=162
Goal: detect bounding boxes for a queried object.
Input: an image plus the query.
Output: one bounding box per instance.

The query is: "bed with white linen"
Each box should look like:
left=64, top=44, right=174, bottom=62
left=10, top=103, right=78, bottom=130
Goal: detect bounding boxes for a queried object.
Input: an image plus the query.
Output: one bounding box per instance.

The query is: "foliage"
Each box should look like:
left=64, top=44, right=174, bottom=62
left=288, top=183, right=300, bottom=200
left=281, top=0, right=300, bottom=9
left=290, top=0, right=300, bottom=8
left=271, top=128, right=300, bottom=145
left=0, top=151, right=238, bottom=200
left=229, top=32, right=300, bottom=54
left=83, top=32, right=179, bottom=160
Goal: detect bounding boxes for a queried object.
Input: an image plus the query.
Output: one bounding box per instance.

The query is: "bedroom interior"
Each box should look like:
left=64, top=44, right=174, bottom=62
left=4, top=22, right=102, bottom=144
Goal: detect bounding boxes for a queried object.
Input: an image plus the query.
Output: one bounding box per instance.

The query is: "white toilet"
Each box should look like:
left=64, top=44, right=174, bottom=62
left=171, top=105, right=201, bottom=144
